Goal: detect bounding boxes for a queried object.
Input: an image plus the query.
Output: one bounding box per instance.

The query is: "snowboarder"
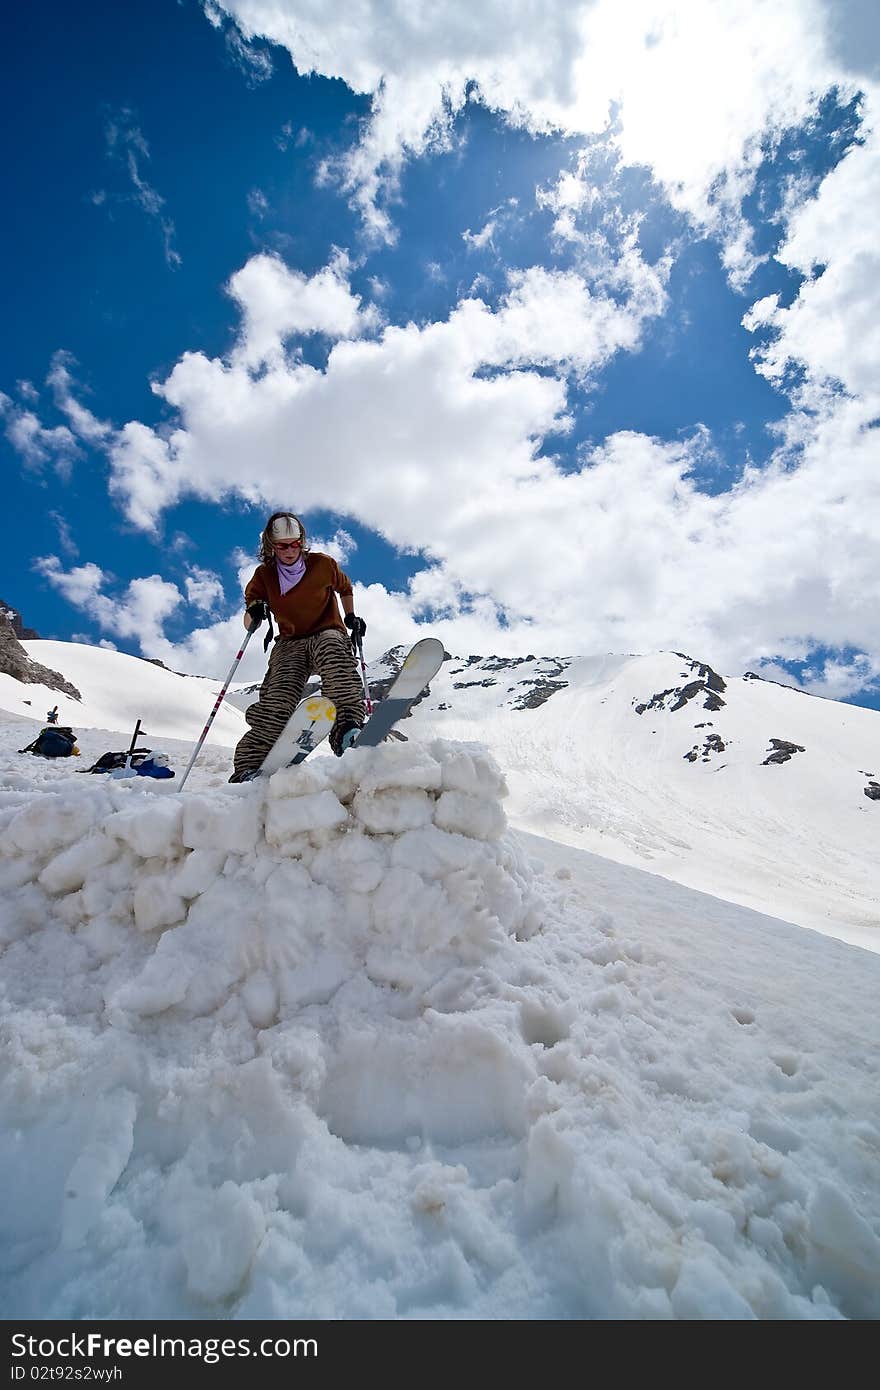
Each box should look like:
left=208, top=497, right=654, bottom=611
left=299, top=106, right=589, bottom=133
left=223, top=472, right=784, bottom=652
left=46, top=705, right=59, bottom=724
left=229, top=512, right=367, bottom=781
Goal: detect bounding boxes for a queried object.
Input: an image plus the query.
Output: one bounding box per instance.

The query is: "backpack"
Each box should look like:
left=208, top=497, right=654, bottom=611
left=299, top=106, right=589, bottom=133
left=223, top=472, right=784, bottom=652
left=135, top=755, right=175, bottom=779
left=20, top=726, right=78, bottom=759
left=83, top=749, right=151, bottom=774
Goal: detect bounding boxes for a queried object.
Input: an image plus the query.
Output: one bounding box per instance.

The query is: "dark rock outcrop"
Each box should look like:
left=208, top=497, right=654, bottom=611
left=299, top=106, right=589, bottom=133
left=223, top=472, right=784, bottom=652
left=0, top=613, right=81, bottom=700
left=762, top=739, right=805, bottom=766
left=0, top=601, right=39, bottom=640
left=635, top=655, right=727, bottom=716
left=684, top=733, right=727, bottom=764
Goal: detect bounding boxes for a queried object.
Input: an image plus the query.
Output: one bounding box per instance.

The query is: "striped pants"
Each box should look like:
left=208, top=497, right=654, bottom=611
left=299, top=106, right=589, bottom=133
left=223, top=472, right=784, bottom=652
left=232, top=628, right=365, bottom=777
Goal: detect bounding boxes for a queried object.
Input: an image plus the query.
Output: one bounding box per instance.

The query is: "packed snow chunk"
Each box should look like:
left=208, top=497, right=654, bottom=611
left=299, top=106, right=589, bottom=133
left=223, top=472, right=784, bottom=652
left=431, top=738, right=509, bottom=800
left=319, top=1017, right=532, bottom=1146
left=0, top=882, right=49, bottom=944
left=353, top=788, right=434, bottom=835
left=368, top=865, right=504, bottom=987
left=391, top=824, right=478, bottom=880
left=116, top=878, right=260, bottom=1018
left=105, top=799, right=183, bottom=860
left=132, top=874, right=187, bottom=934
left=807, top=1183, right=880, bottom=1317
left=355, top=742, right=443, bottom=796
left=0, top=853, right=40, bottom=892
left=38, top=830, right=119, bottom=895
left=435, top=790, right=507, bottom=841
left=310, top=829, right=388, bottom=894
left=182, top=792, right=261, bottom=854
left=241, top=970, right=279, bottom=1029
left=390, top=825, right=537, bottom=939
left=263, top=861, right=347, bottom=956
left=178, top=1181, right=267, bottom=1302
left=60, top=1090, right=137, bottom=1250
left=169, top=848, right=226, bottom=900
left=110, top=944, right=190, bottom=1018
left=266, top=789, right=348, bottom=846
left=6, top=792, right=105, bottom=855
left=670, top=1256, right=757, bottom=1319
left=266, top=762, right=330, bottom=800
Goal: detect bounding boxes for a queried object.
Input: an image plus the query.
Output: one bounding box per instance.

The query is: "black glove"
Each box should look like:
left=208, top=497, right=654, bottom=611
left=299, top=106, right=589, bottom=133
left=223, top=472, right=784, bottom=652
left=344, top=613, right=366, bottom=645
left=246, top=600, right=269, bottom=630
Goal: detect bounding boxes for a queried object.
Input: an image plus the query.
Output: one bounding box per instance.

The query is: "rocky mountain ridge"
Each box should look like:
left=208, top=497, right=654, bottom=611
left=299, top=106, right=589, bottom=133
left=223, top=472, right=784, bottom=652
left=0, top=613, right=81, bottom=700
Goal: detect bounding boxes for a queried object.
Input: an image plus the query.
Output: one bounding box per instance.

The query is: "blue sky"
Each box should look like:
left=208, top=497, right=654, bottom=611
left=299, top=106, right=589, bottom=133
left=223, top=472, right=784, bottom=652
left=2, top=0, right=879, bottom=707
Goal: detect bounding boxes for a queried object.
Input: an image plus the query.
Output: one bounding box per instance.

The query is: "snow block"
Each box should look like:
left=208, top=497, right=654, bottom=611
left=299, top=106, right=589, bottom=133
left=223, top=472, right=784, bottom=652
left=355, top=742, right=443, bottom=796
left=265, top=789, right=348, bottom=846
left=133, top=876, right=188, bottom=934
left=352, top=787, right=434, bottom=834
left=434, top=789, right=507, bottom=841
left=106, top=800, right=184, bottom=860
left=6, top=793, right=104, bottom=855
left=266, top=763, right=328, bottom=800
left=168, top=849, right=227, bottom=900
left=38, top=830, right=119, bottom=895
left=431, top=738, right=509, bottom=800
left=182, top=793, right=261, bottom=854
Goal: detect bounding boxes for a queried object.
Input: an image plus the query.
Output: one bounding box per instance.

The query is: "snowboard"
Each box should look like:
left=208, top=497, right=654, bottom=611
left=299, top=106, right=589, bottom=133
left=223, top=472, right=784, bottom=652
left=355, top=638, right=445, bottom=747
left=259, top=694, right=337, bottom=776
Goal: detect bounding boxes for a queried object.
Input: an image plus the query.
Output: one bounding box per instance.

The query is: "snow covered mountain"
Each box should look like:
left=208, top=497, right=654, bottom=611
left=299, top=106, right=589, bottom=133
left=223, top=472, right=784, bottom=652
left=1, top=635, right=879, bottom=1320
left=2, top=638, right=877, bottom=948
left=5, top=637, right=246, bottom=747
left=237, top=643, right=880, bottom=948
left=401, top=649, right=880, bottom=951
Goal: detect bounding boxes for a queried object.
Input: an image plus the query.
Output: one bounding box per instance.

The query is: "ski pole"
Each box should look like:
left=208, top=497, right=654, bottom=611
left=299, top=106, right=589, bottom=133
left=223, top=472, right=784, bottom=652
left=178, top=625, right=256, bottom=791
left=354, top=629, right=373, bottom=716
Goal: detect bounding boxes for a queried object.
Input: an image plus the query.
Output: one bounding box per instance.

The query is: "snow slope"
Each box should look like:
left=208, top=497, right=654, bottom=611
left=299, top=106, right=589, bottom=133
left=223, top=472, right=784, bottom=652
left=2, top=639, right=877, bottom=948
left=9, top=640, right=247, bottom=747
left=1, top=736, right=878, bottom=1320
left=402, top=651, right=880, bottom=951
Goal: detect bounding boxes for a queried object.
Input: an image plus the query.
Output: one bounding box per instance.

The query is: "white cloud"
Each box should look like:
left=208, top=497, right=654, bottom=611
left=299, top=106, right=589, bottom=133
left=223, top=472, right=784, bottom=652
left=26, top=6, right=880, bottom=693
left=744, top=95, right=880, bottom=407
left=227, top=250, right=382, bottom=367
left=67, top=230, right=873, bottom=685
left=308, top=528, right=357, bottom=564
left=36, top=557, right=183, bottom=651
left=184, top=566, right=226, bottom=612
left=103, top=108, right=181, bottom=269
left=225, top=23, right=273, bottom=83
left=94, top=397, right=880, bottom=686
left=103, top=252, right=663, bottom=539
left=0, top=393, right=80, bottom=476
left=47, top=352, right=112, bottom=444
left=207, top=0, right=865, bottom=262
left=71, top=633, right=118, bottom=651
left=799, top=650, right=880, bottom=700
left=462, top=219, right=496, bottom=251
left=49, top=511, right=79, bottom=559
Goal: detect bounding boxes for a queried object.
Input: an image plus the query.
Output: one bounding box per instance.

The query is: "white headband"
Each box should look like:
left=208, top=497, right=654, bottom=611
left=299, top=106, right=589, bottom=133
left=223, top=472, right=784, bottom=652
left=270, top=515, right=302, bottom=541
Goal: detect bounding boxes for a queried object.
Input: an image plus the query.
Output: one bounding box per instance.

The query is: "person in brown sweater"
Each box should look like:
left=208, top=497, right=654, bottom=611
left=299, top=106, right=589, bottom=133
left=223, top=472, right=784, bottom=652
left=229, top=511, right=367, bottom=780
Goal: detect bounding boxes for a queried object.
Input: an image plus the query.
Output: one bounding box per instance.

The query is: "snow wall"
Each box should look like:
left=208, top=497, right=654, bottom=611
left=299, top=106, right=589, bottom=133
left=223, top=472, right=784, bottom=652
left=0, top=740, right=546, bottom=1312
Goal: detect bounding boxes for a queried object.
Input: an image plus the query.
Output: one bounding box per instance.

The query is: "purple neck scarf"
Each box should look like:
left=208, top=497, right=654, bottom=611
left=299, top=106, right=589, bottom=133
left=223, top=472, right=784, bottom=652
left=276, top=554, right=306, bottom=596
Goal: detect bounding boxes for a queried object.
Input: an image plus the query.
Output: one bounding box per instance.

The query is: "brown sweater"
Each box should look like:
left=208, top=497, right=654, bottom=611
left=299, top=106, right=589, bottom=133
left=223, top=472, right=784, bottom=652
left=244, top=553, right=352, bottom=638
